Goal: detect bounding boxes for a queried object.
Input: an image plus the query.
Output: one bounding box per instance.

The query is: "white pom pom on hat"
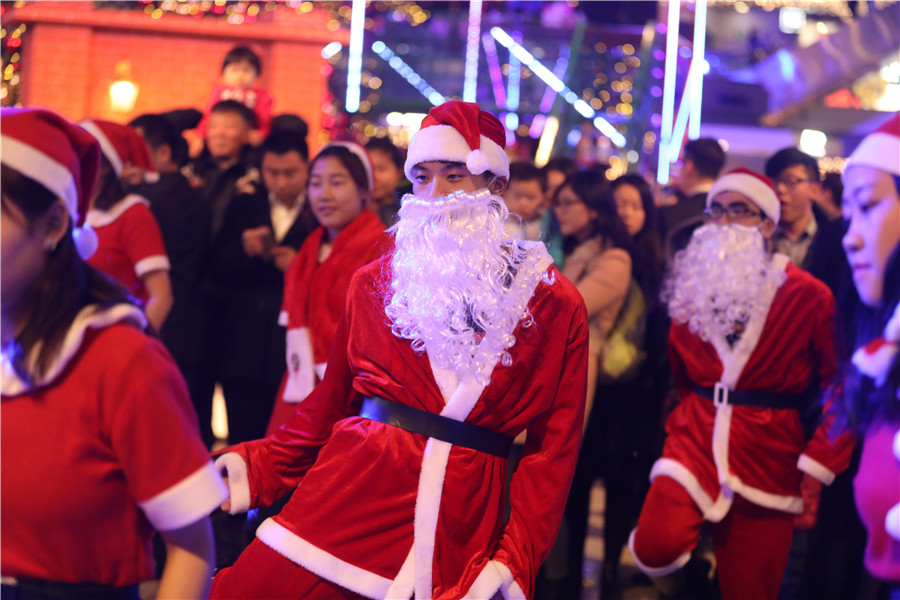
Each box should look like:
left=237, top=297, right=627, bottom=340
left=404, top=100, right=509, bottom=181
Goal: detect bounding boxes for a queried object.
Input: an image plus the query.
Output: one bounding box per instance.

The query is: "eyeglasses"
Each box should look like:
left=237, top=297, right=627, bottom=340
left=704, top=202, right=764, bottom=222
left=774, top=176, right=811, bottom=189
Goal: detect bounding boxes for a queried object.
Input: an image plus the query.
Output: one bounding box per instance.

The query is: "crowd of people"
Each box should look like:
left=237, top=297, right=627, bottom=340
left=0, top=44, right=897, bottom=600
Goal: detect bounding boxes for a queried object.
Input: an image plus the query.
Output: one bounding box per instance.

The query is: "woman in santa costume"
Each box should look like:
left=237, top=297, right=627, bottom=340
left=628, top=168, right=855, bottom=599
left=266, top=141, right=393, bottom=434
left=79, top=118, right=173, bottom=332
left=210, top=101, right=588, bottom=599
left=0, top=108, right=228, bottom=599
left=834, top=113, right=900, bottom=596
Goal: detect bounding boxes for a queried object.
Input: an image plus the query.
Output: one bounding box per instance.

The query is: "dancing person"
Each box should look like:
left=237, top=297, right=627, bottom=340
left=0, top=107, right=227, bottom=600
left=209, top=100, right=589, bottom=599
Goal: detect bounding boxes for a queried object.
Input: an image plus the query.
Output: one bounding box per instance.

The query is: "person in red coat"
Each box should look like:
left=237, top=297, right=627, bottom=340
left=267, top=141, right=393, bottom=434
left=834, top=114, right=900, bottom=594
left=629, top=169, right=855, bottom=600
left=0, top=107, right=227, bottom=599
left=210, top=101, right=589, bottom=599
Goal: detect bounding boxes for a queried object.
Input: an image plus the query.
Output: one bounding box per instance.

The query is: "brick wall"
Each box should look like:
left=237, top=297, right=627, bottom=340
left=8, top=1, right=346, bottom=151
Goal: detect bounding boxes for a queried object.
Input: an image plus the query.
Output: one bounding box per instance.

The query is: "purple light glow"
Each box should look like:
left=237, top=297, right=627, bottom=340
left=653, top=49, right=665, bottom=61
left=651, top=86, right=663, bottom=97
left=651, top=113, right=662, bottom=127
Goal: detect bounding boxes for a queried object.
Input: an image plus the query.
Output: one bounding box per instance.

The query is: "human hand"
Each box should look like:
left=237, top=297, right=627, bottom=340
left=242, top=226, right=274, bottom=259
left=271, top=246, right=298, bottom=272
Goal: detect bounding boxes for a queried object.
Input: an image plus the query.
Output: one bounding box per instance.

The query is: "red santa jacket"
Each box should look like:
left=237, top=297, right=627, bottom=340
left=654, top=260, right=854, bottom=522
left=216, top=245, right=588, bottom=599
left=267, top=209, right=393, bottom=433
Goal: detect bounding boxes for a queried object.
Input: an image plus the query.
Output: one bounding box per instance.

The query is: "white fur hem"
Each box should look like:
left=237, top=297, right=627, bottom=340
left=797, top=454, right=836, bottom=485
left=134, top=255, right=171, bottom=278
left=256, top=519, right=391, bottom=599
left=462, top=560, right=525, bottom=600
left=214, top=452, right=251, bottom=514
left=628, top=529, right=691, bottom=577
left=650, top=458, right=715, bottom=514
left=139, top=461, right=228, bottom=531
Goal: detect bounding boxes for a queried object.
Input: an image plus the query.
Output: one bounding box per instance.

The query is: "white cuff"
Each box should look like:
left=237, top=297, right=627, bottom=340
left=139, top=461, right=228, bottom=531
left=134, top=255, right=171, bottom=278
left=797, top=454, right=836, bottom=485
left=628, top=529, right=692, bottom=577
left=463, top=560, right=525, bottom=600
left=214, top=452, right=251, bottom=514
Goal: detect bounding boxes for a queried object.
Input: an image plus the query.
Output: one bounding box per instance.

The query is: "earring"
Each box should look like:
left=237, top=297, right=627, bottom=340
left=44, top=238, right=58, bottom=253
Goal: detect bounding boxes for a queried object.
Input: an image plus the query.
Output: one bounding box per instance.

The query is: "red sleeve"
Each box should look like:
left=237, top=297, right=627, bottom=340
left=492, top=293, right=589, bottom=598
left=230, top=272, right=364, bottom=508
left=799, top=287, right=856, bottom=483
left=120, top=203, right=169, bottom=278
left=107, top=335, right=226, bottom=530
left=253, top=88, right=274, bottom=137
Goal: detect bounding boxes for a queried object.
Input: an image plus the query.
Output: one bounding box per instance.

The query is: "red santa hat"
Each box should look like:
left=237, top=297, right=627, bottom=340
left=0, top=107, right=101, bottom=258
left=847, top=113, right=900, bottom=177
left=79, top=118, right=159, bottom=183
left=404, top=100, right=509, bottom=181
left=707, top=167, right=781, bottom=225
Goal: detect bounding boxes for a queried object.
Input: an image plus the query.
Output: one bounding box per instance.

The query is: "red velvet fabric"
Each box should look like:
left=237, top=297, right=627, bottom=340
left=420, top=101, right=506, bottom=151
left=221, top=257, right=588, bottom=598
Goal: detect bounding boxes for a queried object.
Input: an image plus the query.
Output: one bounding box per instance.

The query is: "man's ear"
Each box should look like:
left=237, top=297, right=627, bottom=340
left=489, top=176, right=508, bottom=195
left=759, top=218, right=776, bottom=239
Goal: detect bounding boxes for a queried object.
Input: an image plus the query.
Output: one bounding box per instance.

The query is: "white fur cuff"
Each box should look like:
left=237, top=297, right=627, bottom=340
left=797, top=454, right=836, bottom=485
left=214, top=452, right=252, bottom=514
left=463, top=560, right=525, bottom=600
left=139, top=461, right=228, bottom=531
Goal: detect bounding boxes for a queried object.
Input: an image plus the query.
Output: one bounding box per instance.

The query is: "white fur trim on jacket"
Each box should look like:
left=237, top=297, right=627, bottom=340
left=0, top=304, right=147, bottom=396
left=404, top=124, right=510, bottom=180
left=462, top=560, right=526, bottom=600
left=797, top=454, right=837, bottom=485
left=256, top=519, right=392, bottom=599
left=139, top=461, right=228, bottom=531
left=134, top=255, right=171, bottom=278
left=283, top=327, right=316, bottom=403
left=650, top=458, right=715, bottom=515
left=85, top=194, right=149, bottom=228
left=214, top=452, right=251, bottom=514
left=628, top=529, right=692, bottom=577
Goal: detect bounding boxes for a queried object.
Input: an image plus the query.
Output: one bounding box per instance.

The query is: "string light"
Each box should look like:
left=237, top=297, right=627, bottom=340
left=371, top=40, right=445, bottom=106
left=462, top=0, right=482, bottom=103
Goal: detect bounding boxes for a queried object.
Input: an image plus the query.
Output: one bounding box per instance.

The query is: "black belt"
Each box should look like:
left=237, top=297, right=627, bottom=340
left=359, top=396, right=513, bottom=458
left=695, top=384, right=801, bottom=410
left=0, top=577, right=139, bottom=600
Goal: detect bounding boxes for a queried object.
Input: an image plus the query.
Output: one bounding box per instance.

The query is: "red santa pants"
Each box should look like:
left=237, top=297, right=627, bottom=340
left=631, top=476, right=795, bottom=600
left=210, top=537, right=368, bottom=599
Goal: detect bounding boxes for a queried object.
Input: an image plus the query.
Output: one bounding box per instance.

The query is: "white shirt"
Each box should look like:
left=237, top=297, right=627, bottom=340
left=269, top=192, right=305, bottom=242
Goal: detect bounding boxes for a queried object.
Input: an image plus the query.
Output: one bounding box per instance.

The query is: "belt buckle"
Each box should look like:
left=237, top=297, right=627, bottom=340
left=713, top=383, right=729, bottom=407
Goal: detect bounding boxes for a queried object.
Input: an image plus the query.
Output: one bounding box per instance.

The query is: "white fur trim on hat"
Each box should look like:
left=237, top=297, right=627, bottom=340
left=404, top=124, right=510, bottom=181
left=708, top=171, right=781, bottom=225
left=848, top=131, right=900, bottom=178
left=0, top=134, right=80, bottom=220
left=79, top=120, right=124, bottom=177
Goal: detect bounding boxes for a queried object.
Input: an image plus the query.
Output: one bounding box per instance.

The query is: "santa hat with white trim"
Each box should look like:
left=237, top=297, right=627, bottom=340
left=708, top=167, right=781, bottom=225
left=847, top=113, right=900, bottom=177
left=404, top=100, right=509, bottom=181
left=1, top=107, right=101, bottom=259
left=80, top=118, right=159, bottom=183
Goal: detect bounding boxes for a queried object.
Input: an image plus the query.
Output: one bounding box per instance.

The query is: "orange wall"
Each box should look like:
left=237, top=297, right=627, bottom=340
left=8, top=1, right=346, bottom=152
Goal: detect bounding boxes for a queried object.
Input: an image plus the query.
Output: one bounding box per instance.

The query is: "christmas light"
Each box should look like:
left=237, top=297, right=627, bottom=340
left=463, top=0, right=482, bottom=103
left=689, top=0, right=708, bottom=140
left=481, top=33, right=507, bottom=108
left=371, top=41, right=445, bottom=106
left=345, top=0, right=366, bottom=113
left=657, top=0, right=681, bottom=184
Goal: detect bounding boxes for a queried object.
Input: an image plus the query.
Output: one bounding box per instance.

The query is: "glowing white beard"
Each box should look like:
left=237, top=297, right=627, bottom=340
left=661, top=223, right=785, bottom=344
left=386, top=189, right=552, bottom=382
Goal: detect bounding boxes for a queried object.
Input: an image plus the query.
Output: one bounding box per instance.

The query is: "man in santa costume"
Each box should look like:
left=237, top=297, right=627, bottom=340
left=210, top=100, right=589, bottom=599
left=628, top=168, right=855, bottom=599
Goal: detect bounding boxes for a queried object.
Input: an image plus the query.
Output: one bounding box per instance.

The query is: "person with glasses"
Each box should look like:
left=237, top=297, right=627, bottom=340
left=628, top=168, right=854, bottom=600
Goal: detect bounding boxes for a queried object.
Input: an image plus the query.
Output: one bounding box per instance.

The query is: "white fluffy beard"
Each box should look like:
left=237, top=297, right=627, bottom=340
left=386, top=189, right=552, bottom=383
left=661, top=223, right=785, bottom=344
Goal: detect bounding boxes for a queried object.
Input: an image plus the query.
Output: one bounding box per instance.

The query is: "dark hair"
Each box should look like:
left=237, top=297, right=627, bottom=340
left=129, top=113, right=187, bottom=167
left=92, top=155, right=127, bottom=212
left=683, top=138, right=725, bottom=179
left=611, top=174, right=666, bottom=301
left=821, top=171, right=843, bottom=205
left=261, top=130, right=309, bottom=162
left=222, top=45, right=261, bottom=76
left=309, top=145, right=371, bottom=196
left=271, top=113, right=309, bottom=139
left=555, top=167, right=633, bottom=256
left=765, top=147, right=820, bottom=182
left=509, top=162, right=548, bottom=193
left=0, top=165, right=137, bottom=387
left=210, top=99, right=257, bottom=129
left=542, top=157, right=578, bottom=179
left=365, top=137, right=403, bottom=169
